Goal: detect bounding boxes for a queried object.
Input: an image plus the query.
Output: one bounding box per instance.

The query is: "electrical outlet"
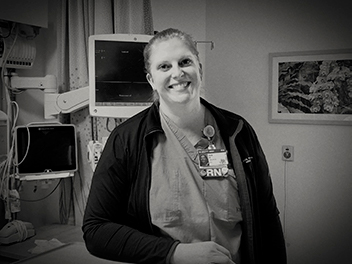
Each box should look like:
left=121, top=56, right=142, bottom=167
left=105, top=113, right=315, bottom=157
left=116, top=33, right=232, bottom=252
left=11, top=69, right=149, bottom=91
left=282, top=145, right=294, bottom=161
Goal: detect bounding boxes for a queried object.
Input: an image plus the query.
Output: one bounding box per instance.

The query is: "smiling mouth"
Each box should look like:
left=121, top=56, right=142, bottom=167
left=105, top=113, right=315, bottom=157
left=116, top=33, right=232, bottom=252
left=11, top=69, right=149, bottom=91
left=169, top=82, right=191, bottom=89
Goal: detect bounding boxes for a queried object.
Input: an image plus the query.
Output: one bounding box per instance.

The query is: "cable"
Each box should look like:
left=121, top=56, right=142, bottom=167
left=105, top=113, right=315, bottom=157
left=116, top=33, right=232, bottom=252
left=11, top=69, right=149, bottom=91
left=0, top=99, right=20, bottom=219
left=0, top=23, right=19, bottom=181
left=283, top=161, right=288, bottom=239
left=19, top=179, right=62, bottom=202
left=72, top=169, right=87, bottom=218
left=0, top=98, right=20, bottom=220
left=0, top=220, right=29, bottom=243
left=11, top=220, right=28, bottom=241
left=59, top=177, right=75, bottom=224
left=13, top=121, right=63, bottom=170
left=105, top=118, right=122, bottom=132
left=12, top=123, right=30, bottom=167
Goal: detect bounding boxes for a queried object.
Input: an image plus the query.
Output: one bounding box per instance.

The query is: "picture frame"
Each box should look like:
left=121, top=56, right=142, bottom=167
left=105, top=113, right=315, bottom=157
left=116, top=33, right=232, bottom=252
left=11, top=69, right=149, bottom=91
left=269, top=49, right=352, bottom=125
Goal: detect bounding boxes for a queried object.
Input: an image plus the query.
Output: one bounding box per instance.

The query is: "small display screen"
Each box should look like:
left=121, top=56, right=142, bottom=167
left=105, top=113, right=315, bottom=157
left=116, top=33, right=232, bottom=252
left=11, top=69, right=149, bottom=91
left=95, top=40, right=153, bottom=105
left=15, top=125, right=77, bottom=175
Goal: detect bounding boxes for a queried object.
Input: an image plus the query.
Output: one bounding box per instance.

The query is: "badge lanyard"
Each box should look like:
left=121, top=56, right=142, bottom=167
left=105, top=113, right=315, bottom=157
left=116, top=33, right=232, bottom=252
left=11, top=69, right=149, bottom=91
left=198, top=125, right=230, bottom=178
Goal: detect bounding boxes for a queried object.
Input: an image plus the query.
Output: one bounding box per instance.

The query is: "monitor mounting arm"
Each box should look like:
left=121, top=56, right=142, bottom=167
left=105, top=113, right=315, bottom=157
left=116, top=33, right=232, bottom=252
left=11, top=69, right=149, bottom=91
left=10, top=74, right=89, bottom=119
left=44, top=86, right=89, bottom=119
left=10, top=74, right=57, bottom=93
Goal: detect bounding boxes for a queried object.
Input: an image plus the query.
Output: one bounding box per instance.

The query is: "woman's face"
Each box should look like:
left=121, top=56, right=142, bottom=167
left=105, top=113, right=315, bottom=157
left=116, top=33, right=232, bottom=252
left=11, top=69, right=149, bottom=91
left=146, top=38, right=202, bottom=108
left=200, top=155, right=208, bottom=164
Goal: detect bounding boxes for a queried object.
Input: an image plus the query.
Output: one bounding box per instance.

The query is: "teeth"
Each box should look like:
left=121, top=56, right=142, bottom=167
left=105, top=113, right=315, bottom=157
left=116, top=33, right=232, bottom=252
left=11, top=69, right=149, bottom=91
left=170, top=82, right=188, bottom=89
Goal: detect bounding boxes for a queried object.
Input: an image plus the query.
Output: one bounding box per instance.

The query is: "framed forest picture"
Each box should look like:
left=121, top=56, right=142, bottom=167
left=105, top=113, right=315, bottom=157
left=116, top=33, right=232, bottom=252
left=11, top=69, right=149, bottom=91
left=269, top=50, right=352, bottom=125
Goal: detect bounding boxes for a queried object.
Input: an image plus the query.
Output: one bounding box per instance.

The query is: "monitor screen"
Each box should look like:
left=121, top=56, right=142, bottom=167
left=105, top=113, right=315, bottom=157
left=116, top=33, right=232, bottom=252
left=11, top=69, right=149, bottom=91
left=15, top=123, right=78, bottom=180
left=89, top=33, right=154, bottom=118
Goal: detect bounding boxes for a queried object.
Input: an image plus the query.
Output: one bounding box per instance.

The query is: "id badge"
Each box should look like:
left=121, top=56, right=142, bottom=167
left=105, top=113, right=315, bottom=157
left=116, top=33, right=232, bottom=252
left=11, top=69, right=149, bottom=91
left=198, top=149, right=229, bottom=178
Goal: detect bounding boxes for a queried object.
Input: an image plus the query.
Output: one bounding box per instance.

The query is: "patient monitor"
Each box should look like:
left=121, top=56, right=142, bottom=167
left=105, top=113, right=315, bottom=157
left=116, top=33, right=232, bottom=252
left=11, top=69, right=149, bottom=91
left=14, top=123, right=78, bottom=181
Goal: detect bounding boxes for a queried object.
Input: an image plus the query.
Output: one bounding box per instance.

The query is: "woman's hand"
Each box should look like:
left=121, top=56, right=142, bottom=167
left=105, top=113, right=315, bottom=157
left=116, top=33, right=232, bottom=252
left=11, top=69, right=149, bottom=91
left=170, top=241, right=236, bottom=264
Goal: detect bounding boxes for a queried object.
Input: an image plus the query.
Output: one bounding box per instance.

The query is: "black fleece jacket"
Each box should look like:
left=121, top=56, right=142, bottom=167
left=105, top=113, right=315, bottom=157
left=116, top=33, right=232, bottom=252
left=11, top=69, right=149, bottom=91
left=82, top=98, right=287, bottom=264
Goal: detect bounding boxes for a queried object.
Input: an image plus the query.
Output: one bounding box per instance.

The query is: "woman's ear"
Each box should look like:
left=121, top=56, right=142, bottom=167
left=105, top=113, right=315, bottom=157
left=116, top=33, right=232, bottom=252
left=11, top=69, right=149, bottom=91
left=199, top=63, right=203, bottom=80
left=146, top=73, right=154, bottom=88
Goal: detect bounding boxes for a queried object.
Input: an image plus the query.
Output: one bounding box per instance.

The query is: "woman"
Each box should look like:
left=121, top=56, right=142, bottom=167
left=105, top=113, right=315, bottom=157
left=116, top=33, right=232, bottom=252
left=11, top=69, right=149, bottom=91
left=83, top=28, right=286, bottom=264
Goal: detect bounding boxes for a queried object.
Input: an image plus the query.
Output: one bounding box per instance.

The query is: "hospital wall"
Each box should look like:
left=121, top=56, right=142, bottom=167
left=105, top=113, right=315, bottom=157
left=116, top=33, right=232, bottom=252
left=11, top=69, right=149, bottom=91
left=152, top=0, right=352, bottom=264
left=4, top=0, right=352, bottom=263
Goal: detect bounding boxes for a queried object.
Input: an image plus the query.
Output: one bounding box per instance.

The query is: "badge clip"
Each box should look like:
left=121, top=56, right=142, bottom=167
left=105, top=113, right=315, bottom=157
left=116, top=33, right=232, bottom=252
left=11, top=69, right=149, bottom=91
left=202, top=125, right=215, bottom=149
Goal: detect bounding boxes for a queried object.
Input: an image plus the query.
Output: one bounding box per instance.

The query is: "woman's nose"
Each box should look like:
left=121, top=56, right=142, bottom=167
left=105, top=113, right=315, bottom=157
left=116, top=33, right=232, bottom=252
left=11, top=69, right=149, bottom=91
left=171, top=65, right=184, bottom=78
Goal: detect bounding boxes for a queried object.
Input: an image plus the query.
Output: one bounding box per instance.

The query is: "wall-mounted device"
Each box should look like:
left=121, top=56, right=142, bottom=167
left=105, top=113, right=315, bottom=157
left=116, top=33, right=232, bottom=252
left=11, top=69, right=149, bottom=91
left=0, top=0, right=48, bottom=70
left=10, top=74, right=56, bottom=92
left=0, top=34, right=36, bottom=69
left=282, top=145, right=294, bottom=161
left=89, top=33, right=153, bottom=118
left=14, top=123, right=78, bottom=181
left=0, top=0, right=48, bottom=29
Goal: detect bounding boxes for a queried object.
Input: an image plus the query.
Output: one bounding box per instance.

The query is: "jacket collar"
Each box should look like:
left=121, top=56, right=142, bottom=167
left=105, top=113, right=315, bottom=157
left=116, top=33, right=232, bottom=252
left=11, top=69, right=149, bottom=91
left=144, top=98, right=242, bottom=139
left=200, top=97, right=241, bottom=138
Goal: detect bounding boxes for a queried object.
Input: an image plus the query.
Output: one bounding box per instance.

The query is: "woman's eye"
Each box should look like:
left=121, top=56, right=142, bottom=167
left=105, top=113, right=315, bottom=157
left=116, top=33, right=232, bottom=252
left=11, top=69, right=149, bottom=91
left=180, top=58, right=192, bottom=67
left=158, top=64, right=171, bottom=71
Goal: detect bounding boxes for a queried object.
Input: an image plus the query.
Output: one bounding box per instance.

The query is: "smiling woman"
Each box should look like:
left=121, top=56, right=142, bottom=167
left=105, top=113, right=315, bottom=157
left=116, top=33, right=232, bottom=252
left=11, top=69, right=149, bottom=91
left=147, top=38, right=203, bottom=120
left=82, top=28, right=287, bottom=264
left=145, top=29, right=203, bottom=112
left=143, top=29, right=206, bottom=145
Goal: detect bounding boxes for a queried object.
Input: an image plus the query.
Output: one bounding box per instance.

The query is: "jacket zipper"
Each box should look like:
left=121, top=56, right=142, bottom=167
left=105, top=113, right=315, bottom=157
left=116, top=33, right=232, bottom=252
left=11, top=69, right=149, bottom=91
left=144, top=128, right=163, bottom=232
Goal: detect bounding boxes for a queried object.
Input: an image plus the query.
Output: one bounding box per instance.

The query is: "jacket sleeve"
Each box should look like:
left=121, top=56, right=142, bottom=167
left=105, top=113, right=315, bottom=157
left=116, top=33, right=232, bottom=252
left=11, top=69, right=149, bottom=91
left=242, top=122, right=287, bottom=264
left=82, top=131, right=177, bottom=264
